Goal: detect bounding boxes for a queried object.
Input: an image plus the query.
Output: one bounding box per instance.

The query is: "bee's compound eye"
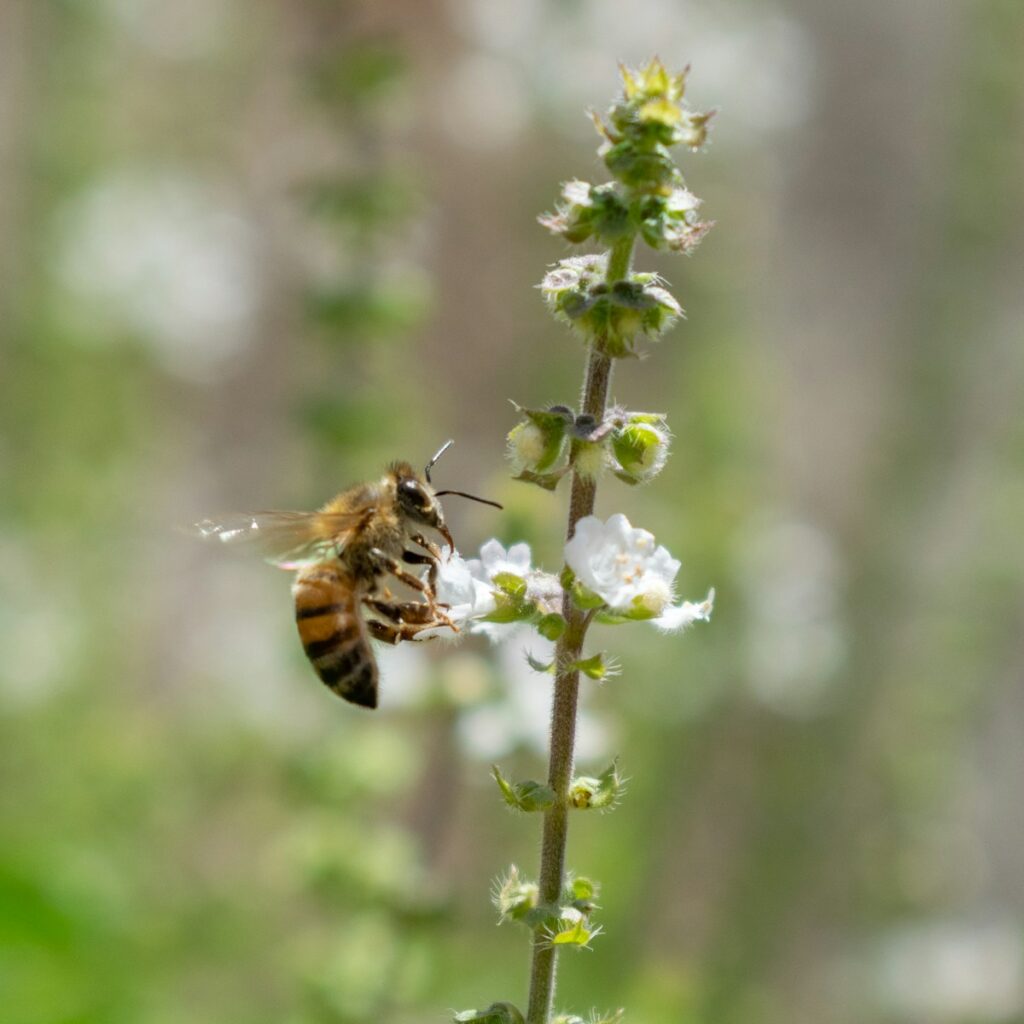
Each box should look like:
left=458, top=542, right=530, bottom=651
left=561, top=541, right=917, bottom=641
left=399, top=478, right=430, bottom=510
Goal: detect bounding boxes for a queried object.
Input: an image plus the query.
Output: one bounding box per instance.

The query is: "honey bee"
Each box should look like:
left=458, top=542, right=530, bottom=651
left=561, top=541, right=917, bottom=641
left=193, top=442, right=500, bottom=709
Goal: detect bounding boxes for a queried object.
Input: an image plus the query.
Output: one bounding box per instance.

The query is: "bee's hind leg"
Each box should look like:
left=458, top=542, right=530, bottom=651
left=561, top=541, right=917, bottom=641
left=366, top=617, right=451, bottom=644
left=364, top=597, right=436, bottom=625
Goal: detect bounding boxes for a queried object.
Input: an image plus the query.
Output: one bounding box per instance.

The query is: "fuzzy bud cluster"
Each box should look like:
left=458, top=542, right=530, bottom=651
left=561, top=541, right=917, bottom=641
left=603, top=59, right=714, bottom=167
left=507, top=404, right=671, bottom=489
left=541, top=180, right=709, bottom=257
left=540, top=254, right=682, bottom=358
left=538, top=57, right=713, bottom=363
left=491, top=866, right=602, bottom=951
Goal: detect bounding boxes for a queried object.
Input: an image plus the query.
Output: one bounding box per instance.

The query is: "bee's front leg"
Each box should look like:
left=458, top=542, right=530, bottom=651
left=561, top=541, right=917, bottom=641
left=402, top=545, right=440, bottom=593
left=366, top=617, right=453, bottom=644
left=370, top=548, right=454, bottom=629
left=409, top=532, right=443, bottom=561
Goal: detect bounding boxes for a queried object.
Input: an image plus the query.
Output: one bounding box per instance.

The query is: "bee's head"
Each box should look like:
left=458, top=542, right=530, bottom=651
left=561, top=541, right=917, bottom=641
left=391, top=463, right=453, bottom=549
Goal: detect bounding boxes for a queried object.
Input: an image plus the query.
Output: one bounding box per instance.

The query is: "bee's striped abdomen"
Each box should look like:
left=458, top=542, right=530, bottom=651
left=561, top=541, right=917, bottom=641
left=292, top=562, right=378, bottom=709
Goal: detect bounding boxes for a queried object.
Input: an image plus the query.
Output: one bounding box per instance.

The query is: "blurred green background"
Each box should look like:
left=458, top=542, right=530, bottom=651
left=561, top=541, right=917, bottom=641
left=2, top=1, right=1023, bottom=1022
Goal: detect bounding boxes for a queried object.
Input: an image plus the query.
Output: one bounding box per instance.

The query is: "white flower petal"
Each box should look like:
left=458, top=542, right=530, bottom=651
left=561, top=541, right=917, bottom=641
left=423, top=551, right=497, bottom=639
left=478, top=538, right=533, bottom=582
left=653, top=588, right=715, bottom=632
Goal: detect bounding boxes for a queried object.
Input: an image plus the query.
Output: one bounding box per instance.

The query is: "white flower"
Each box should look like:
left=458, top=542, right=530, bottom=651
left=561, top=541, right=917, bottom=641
left=426, top=540, right=559, bottom=641
left=564, top=513, right=713, bottom=631
left=429, top=550, right=497, bottom=635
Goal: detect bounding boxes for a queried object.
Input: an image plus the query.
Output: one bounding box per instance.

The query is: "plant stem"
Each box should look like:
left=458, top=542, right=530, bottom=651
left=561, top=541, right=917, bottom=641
left=525, top=236, right=634, bottom=1024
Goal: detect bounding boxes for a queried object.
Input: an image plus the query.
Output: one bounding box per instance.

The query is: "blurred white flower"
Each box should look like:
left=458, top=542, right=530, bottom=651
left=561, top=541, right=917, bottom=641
left=737, top=516, right=847, bottom=717
left=455, top=628, right=613, bottom=762
left=55, top=169, right=257, bottom=381
left=868, top=919, right=1024, bottom=1021
left=103, top=0, right=231, bottom=59
left=0, top=539, right=81, bottom=708
left=565, top=513, right=712, bottom=630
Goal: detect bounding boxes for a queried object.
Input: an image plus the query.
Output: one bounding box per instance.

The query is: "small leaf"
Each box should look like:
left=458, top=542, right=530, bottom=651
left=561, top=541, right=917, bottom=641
left=491, top=764, right=516, bottom=804
left=536, top=613, right=567, bottom=641
left=550, top=916, right=601, bottom=948
left=525, top=652, right=555, bottom=673
left=570, top=581, right=605, bottom=611
left=491, top=766, right=555, bottom=813
left=574, top=653, right=610, bottom=680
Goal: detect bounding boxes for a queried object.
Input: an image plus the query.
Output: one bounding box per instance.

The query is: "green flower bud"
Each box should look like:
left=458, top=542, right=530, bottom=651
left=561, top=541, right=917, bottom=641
left=562, top=874, right=600, bottom=916
left=603, top=139, right=680, bottom=192
left=611, top=415, right=671, bottom=484
left=633, top=187, right=713, bottom=254
left=492, top=865, right=539, bottom=923
left=507, top=421, right=546, bottom=466
left=571, top=652, right=618, bottom=681
left=539, top=181, right=631, bottom=245
left=570, top=760, right=624, bottom=811
left=507, top=403, right=573, bottom=477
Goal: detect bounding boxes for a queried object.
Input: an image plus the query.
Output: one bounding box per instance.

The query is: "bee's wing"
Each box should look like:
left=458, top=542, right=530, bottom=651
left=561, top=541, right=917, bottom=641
left=190, top=510, right=366, bottom=570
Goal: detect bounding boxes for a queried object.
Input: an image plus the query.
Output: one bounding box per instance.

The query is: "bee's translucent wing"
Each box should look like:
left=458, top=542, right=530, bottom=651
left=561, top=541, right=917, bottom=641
left=190, top=510, right=365, bottom=569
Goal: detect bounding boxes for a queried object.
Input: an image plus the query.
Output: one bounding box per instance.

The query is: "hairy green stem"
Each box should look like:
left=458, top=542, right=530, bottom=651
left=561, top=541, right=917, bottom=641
left=525, top=236, right=634, bottom=1024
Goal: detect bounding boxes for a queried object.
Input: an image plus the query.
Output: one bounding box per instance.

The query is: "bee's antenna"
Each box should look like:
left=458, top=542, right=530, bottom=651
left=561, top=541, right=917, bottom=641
left=425, top=439, right=455, bottom=484
left=434, top=490, right=504, bottom=510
